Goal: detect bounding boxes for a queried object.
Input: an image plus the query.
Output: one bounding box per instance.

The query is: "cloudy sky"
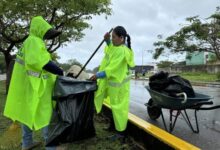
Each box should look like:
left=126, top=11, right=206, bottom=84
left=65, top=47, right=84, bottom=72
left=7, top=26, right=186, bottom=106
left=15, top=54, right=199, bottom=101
left=57, top=0, right=219, bottom=70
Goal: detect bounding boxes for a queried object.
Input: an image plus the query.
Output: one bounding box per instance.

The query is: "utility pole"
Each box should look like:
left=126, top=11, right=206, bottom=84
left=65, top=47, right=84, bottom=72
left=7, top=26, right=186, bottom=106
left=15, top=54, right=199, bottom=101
left=142, top=49, right=144, bottom=74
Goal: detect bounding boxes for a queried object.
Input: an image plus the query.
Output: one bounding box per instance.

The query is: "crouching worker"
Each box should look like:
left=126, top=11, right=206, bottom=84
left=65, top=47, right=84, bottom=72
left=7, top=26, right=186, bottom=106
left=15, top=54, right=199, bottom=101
left=4, top=16, right=63, bottom=150
left=90, top=26, right=135, bottom=140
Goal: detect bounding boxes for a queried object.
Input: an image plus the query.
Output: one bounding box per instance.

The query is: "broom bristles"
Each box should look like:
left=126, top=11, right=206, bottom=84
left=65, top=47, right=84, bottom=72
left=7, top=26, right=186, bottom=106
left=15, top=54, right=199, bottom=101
left=0, top=122, right=21, bottom=149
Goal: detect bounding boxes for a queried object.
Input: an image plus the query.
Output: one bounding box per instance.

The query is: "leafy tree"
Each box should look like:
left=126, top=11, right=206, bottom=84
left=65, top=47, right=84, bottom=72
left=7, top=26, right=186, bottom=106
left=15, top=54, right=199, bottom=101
left=59, top=58, right=83, bottom=71
left=157, top=61, right=174, bottom=68
left=67, top=59, right=83, bottom=67
left=174, top=61, right=186, bottom=66
left=0, top=0, right=112, bottom=69
left=51, top=52, right=61, bottom=63
left=85, top=69, right=94, bottom=74
left=92, top=66, right=99, bottom=73
left=207, top=54, right=218, bottom=64
left=153, top=7, right=220, bottom=60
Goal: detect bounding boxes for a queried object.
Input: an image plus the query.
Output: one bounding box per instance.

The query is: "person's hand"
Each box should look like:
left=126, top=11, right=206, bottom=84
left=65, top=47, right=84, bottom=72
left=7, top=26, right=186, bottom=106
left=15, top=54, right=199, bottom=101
left=90, top=75, right=97, bottom=81
left=104, top=32, right=110, bottom=41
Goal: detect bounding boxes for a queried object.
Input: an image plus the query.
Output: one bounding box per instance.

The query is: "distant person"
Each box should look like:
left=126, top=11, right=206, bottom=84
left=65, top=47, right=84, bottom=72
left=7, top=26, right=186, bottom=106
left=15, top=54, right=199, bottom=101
left=135, top=71, right=138, bottom=79
left=90, top=26, right=135, bottom=140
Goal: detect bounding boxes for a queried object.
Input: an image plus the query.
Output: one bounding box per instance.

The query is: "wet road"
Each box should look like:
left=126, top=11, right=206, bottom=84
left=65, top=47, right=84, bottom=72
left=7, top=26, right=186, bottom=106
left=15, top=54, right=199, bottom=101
left=129, top=80, right=220, bottom=150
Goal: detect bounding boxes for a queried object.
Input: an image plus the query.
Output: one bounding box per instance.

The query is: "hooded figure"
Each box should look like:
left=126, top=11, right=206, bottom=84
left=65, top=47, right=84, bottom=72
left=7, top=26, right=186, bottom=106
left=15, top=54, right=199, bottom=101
left=4, top=16, right=63, bottom=130
left=4, top=16, right=63, bottom=150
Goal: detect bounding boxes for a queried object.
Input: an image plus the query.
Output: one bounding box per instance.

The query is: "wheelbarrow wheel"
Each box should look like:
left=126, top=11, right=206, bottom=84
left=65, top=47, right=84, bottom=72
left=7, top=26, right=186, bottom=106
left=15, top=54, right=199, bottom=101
left=147, top=99, right=161, bottom=120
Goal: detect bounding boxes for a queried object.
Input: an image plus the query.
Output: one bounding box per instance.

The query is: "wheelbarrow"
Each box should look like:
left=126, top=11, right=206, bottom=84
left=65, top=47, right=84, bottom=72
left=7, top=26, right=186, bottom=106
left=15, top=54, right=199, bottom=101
left=145, top=86, right=220, bottom=133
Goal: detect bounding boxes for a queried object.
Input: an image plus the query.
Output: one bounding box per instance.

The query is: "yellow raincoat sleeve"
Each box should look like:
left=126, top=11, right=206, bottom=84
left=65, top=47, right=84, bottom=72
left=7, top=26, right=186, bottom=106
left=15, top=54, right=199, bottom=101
left=24, top=38, right=50, bottom=71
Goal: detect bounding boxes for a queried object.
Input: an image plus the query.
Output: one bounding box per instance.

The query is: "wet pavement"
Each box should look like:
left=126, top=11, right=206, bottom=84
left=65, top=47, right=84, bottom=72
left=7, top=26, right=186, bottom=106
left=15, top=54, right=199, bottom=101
left=129, top=80, right=220, bottom=150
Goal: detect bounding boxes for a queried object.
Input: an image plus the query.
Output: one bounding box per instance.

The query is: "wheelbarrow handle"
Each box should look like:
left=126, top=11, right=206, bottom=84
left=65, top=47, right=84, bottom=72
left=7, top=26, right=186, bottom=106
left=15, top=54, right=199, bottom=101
left=176, top=92, right=187, bottom=104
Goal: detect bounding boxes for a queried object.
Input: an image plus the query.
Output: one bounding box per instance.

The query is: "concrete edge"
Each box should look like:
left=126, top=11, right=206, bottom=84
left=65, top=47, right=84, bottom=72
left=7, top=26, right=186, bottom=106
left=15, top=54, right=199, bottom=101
left=103, top=103, right=200, bottom=150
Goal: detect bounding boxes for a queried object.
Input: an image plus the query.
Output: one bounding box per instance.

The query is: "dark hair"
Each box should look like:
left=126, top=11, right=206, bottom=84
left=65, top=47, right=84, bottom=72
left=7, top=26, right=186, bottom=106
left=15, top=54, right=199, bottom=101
left=113, top=26, right=131, bottom=49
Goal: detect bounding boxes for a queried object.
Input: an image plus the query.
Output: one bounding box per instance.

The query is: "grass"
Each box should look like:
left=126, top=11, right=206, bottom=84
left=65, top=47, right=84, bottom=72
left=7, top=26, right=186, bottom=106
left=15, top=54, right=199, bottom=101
left=0, top=81, right=139, bottom=150
left=136, top=72, right=218, bottom=82
left=176, top=72, right=218, bottom=82
left=0, top=80, right=12, bottom=137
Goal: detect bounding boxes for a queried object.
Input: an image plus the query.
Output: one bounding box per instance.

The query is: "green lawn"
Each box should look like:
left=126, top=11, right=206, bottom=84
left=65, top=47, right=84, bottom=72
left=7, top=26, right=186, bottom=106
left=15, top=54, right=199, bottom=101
left=0, top=81, right=138, bottom=150
left=139, top=72, right=218, bottom=82
left=176, top=72, right=218, bottom=82
left=0, top=81, right=12, bottom=137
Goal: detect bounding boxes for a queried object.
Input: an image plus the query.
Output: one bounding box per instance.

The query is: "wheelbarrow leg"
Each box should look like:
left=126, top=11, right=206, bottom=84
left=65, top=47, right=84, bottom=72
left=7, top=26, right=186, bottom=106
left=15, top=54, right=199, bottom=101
left=169, top=110, right=173, bottom=132
left=170, top=110, right=181, bottom=132
left=161, top=109, right=181, bottom=133
left=161, top=110, right=168, bottom=131
left=181, top=110, right=199, bottom=133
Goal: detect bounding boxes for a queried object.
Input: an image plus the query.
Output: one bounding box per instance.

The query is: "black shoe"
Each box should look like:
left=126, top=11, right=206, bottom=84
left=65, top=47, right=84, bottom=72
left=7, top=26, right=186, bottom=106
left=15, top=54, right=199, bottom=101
left=22, top=141, right=42, bottom=150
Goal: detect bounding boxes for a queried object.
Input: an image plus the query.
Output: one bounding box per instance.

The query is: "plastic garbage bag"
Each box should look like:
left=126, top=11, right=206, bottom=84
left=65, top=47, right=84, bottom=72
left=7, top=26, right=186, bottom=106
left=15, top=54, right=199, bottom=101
left=164, top=75, right=195, bottom=97
left=46, top=76, right=97, bottom=146
left=149, top=71, right=169, bottom=90
left=149, top=72, right=195, bottom=97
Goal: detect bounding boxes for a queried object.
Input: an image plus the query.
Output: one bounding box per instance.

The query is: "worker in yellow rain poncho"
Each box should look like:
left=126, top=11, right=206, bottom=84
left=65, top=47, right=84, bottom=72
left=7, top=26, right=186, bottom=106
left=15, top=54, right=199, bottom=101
left=90, top=26, right=135, bottom=140
left=4, top=16, right=64, bottom=150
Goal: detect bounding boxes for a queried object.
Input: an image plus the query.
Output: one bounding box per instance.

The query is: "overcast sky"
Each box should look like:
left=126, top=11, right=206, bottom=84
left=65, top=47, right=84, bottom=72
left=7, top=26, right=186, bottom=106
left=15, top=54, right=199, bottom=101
left=57, top=0, right=219, bottom=70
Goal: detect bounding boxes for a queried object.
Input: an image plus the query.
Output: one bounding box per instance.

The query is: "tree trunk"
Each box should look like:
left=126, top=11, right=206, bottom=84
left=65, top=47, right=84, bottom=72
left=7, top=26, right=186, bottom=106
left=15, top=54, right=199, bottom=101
left=4, top=53, right=15, bottom=94
left=4, top=52, right=12, bottom=70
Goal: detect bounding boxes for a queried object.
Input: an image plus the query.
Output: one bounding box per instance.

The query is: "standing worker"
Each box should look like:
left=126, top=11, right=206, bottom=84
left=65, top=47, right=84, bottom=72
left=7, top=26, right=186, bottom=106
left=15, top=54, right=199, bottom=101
left=91, top=26, right=135, bottom=139
left=4, top=16, right=63, bottom=150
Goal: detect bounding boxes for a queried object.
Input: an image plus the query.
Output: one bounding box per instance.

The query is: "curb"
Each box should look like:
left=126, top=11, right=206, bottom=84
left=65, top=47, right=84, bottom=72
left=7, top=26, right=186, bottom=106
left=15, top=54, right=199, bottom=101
left=103, top=103, right=200, bottom=150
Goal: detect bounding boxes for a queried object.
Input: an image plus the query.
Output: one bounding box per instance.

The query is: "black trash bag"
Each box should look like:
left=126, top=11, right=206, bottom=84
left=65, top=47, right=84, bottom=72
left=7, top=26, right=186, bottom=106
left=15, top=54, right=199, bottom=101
left=164, top=75, right=195, bottom=97
left=46, top=76, right=97, bottom=146
left=149, top=72, right=195, bottom=97
left=149, top=71, right=169, bottom=91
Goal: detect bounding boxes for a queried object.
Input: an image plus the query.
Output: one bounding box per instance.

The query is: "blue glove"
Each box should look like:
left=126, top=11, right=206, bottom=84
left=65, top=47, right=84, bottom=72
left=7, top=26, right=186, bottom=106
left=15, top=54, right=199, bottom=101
left=96, top=71, right=106, bottom=78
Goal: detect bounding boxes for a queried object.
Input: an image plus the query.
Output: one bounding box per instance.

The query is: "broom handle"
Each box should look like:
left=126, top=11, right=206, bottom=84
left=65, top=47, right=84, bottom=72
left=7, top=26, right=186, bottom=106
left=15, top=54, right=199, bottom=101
left=75, top=28, right=113, bottom=78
